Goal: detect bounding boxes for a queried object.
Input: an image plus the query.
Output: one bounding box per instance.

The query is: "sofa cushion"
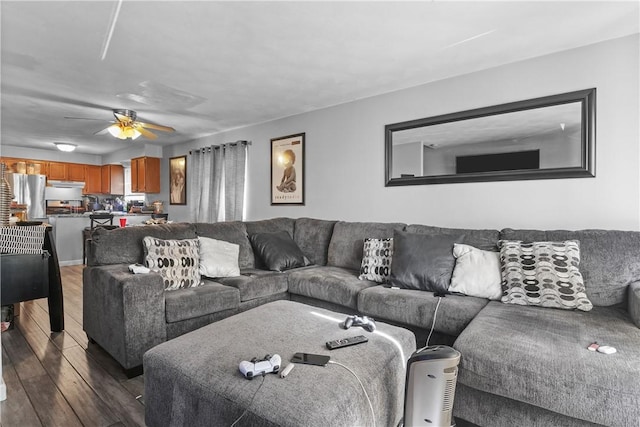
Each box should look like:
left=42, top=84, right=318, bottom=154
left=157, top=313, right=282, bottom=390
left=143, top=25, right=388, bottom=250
left=143, top=237, right=201, bottom=291
left=245, top=217, right=296, bottom=269
left=500, top=229, right=640, bottom=307
left=500, top=240, right=593, bottom=311
left=294, top=218, right=337, bottom=266
left=194, top=221, right=254, bottom=269
left=357, top=286, right=489, bottom=336
left=249, top=230, right=308, bottom=272
left=359, top=238, right=393, bottom=283
left=88, top=223, right=197, bottom=266
left=198, top=237, right=240, bottom=278
left=215, top=268, right=291, bottom=302
left=454, top=301, right=640, bottom=426
left=449, top=243, right=502, bottom=300
left=389, top=230, right=463, bottom=294
left=164, top=281, right=240, bottom=323
left=245, top=217, right=295, bottom=237
left=327, top=221, right=405, bottom=270
left=406, top=224, right=499, bottom=251
left=287, top=266, right=379, bottom=309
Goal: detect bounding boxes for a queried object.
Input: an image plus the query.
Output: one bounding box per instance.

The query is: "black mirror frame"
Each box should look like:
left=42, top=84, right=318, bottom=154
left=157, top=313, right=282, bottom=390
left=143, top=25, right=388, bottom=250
left=385, top=88, right=596, bottom=186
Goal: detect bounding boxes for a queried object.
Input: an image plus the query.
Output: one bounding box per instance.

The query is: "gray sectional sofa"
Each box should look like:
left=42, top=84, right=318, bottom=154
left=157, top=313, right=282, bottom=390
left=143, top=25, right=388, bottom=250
left=83, top=217, right=640, bottom=427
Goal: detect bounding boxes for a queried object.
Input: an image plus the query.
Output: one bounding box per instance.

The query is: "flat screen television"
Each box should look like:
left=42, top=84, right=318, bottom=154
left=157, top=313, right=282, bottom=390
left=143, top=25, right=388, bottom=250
left=456, top=150, right=540, bottom=174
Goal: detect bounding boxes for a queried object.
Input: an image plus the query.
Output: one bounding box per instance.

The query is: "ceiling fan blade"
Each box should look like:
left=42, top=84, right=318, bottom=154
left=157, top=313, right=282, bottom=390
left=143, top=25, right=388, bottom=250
left=64, top=116, right=112, bottom=122
left=136, top=127, right=158, bottom=140
left=137, top=122, right=175, bottom=132
left=94, top=126, right=111, bottom=136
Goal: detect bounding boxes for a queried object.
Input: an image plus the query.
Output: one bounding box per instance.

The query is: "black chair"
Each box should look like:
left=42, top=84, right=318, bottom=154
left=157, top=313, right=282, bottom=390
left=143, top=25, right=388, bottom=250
left=83, top=214, right=117, bottom=265
left=151, top=213, right=169, bottom=221
left=90, top=213, right=114, bottom=228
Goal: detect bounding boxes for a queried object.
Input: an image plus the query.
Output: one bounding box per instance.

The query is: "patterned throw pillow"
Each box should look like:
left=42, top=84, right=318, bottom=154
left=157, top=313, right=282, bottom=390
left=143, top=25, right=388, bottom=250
left=143, top=237, right=201, bottom=291
left=499, top=240, right=593, bottom=311
left=359, top=238, right=393, bottom=283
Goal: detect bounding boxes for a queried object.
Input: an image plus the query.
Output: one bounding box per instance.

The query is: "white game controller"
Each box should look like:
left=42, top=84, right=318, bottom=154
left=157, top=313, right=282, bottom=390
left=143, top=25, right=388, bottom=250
left=239, top=354, right=281, bottom=379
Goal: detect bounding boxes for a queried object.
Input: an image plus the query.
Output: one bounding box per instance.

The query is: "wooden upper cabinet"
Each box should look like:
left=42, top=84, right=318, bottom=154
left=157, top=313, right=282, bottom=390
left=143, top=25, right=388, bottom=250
left=131, top=156, right=160, bottom=193
left=83, top=165, right=102, bottom=195
left=47, top=161, right=68, bottom=180
left=101, top=164, right=124, bottom=195
left=67, top=163, right=85, bottom=181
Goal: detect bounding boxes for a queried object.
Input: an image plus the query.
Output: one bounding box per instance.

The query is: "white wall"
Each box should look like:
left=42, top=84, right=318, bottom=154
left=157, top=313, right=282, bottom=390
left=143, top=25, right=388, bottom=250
left=166, top=34, right=639, bottom=230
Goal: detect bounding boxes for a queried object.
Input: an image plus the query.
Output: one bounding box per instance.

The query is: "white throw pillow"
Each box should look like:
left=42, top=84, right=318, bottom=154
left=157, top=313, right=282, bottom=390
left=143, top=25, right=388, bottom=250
left=449, top=243, right=502, bottom=300
left=198, top=237, right=241, bottom=278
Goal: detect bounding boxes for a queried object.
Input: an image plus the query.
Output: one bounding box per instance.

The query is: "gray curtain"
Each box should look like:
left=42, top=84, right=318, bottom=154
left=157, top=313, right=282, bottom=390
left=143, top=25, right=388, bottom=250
left=189, top=141, right=247, bottom=222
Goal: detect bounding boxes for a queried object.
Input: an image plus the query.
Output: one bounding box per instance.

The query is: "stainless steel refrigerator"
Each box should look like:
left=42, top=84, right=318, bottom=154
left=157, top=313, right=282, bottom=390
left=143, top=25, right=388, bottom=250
left=6, top=173, right=46, bottom=220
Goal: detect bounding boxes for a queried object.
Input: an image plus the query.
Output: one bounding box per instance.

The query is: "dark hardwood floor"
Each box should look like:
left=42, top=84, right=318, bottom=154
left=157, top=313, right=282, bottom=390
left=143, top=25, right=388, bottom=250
left=1, top=265, right=145, bottom=427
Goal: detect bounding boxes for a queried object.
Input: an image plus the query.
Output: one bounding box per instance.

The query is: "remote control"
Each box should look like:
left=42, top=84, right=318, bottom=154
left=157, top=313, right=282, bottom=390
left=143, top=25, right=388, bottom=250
left=326, top=335, right=368, bottom=350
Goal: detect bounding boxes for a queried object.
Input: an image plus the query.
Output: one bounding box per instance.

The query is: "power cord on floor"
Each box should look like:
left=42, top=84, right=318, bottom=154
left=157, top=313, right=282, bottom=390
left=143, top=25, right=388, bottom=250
left=328, top=360, right=376, bottom=427
left=230, top=375, right=266, bottom=427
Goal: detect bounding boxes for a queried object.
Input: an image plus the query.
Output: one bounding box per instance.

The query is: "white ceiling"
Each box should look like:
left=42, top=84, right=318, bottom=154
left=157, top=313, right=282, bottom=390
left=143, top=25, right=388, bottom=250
left=1, top=1, right=638, bottom=155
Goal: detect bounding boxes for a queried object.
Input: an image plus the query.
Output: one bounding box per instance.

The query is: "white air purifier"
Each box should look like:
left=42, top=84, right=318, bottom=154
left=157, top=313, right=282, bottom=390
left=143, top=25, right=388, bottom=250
left=403, top=345, right=461, bottom=427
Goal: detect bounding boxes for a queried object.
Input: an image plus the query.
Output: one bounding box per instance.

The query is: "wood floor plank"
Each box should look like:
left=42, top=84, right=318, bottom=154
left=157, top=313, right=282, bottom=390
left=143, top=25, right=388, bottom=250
left=21, top=374, right=83, bottom=427
left=0, top=360, right=42, bottom=427
left=2, top=328, right=82, bottom=427
left=2, top=328, right=47, bottom=381
left=22, top=299, right=87, bottom=350
left=15, top=315, right=119, bottom=426
left=121, top=375, right=145, bottom=401
left=63, top=346, right=145, bottom=427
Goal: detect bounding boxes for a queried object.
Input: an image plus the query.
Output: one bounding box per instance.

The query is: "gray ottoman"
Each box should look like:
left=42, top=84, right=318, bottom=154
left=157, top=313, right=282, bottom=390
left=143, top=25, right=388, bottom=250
left=144, top=300, right=416, bottom=427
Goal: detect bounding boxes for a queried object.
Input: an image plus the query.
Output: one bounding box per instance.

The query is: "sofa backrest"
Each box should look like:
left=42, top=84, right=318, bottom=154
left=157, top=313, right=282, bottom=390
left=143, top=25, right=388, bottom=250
left=294, top=218, right=337, bottom=266
left=194, top=221, right=255, bottom=269
left=327, top=221, right=406, bottom=270
left=500, top=228, right=640, bottom=307
left=87, top=223, right=197, bottom=266
left=406, top=224, right=500, bottom=251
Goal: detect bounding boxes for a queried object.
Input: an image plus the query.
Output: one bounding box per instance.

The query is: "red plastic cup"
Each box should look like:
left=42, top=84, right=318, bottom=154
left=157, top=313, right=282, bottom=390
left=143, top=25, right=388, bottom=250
left=119, top=218, right=127, bottom=227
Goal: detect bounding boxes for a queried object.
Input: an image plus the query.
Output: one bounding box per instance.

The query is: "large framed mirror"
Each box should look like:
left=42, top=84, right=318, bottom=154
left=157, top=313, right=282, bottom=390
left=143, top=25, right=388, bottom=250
left=385, top=88, right=596, bottom=186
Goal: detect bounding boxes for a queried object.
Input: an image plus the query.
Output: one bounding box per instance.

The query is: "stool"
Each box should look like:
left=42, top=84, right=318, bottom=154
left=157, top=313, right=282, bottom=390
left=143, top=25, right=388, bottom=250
left=83, top=214, right=115, bottom=265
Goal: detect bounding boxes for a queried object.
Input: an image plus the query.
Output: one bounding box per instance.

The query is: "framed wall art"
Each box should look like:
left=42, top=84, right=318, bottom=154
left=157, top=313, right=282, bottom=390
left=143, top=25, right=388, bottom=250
left=169, top=155, right=187, bottom=205
left=271, top=132, right=305, bottom=205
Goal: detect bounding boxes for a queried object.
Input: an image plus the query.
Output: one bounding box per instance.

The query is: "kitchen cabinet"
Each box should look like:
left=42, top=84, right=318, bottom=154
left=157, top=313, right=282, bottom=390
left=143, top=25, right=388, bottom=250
left=47, top=162, right=68, bottom=180
left=131, top=156, right=160, bottom=193
left=45, top=162, right=85, bottom=181
left=0, top=157, right=47, bottom=175
left=101, top=164, right=124, bottom=195
left=83, top=165, right=102, bottom=194
left=67, top=163, right=85, bottom=181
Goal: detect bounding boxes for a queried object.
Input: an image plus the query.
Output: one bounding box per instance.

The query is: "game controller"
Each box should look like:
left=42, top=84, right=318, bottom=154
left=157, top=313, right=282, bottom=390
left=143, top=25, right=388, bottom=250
left=239, top=354, right=281, bottom=379
left=341, top=315, right=376, bottom=332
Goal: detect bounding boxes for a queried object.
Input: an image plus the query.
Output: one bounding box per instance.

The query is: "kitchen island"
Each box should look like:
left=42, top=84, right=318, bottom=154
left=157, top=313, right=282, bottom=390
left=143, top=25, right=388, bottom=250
left=48, top=213, right=152, bottom=266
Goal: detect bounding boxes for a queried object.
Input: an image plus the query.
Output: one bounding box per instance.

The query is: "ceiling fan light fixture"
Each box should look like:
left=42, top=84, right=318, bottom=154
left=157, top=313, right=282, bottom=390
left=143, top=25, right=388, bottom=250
left=54, top=142, right=77, bottom=152
left=107, top=123, right=141, bottom=140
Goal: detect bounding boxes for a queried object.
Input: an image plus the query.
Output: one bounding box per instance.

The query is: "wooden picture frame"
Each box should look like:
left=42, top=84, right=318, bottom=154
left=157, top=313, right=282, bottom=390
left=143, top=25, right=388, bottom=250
left=271, top=133, right=305, bottom=205
left=169, top=156, right=187, bottom=205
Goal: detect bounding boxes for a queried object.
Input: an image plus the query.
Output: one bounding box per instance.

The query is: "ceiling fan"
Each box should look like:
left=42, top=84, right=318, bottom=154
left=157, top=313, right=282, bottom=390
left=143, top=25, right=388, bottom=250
left=66, top=109, right=175, bottom=140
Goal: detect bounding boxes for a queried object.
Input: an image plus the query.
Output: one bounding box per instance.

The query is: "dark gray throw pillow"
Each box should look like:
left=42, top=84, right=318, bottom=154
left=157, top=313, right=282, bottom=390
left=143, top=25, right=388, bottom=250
left=249, top=230, right=307, bottom=272
left=389, top=230, right=464, bottom=294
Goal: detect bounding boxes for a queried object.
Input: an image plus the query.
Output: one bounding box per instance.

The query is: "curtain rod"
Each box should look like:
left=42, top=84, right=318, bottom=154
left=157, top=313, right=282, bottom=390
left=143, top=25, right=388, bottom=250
left=189, top=140, right=251, bottom=155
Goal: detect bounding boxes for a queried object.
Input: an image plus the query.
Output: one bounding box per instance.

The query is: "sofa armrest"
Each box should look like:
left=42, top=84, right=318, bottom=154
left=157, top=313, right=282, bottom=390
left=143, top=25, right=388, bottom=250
left=629, top=282, right=640, bottom=329
left=83, top=264, right=167, bottom=369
